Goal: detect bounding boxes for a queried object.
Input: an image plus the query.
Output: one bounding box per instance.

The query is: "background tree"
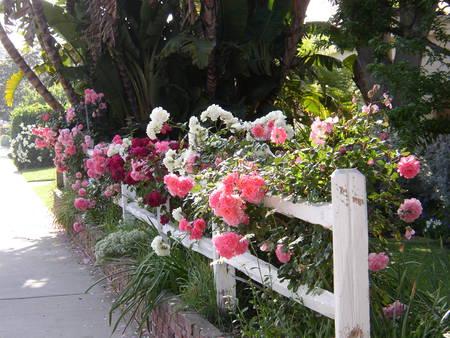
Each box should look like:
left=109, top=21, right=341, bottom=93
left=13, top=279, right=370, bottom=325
left=321, top=0, right=450, bottom=146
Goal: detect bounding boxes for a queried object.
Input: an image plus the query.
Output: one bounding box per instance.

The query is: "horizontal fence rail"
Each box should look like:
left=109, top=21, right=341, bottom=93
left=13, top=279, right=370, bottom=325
left=120, top=169, right=370, bottom=338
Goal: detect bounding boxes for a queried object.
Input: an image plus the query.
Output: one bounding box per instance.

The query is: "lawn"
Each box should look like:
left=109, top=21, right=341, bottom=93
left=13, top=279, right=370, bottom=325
left=388, top=237, right=450, bottom=302
left=21, top=167, right=56, bottom=211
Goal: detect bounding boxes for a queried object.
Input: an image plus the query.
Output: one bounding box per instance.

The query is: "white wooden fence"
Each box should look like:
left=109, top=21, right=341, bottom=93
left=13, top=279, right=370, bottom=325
left=120, top=169, right=370, bottom=338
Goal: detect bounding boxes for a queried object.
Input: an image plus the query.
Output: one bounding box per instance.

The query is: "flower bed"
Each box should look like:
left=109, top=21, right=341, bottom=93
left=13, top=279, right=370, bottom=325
left=40, top=87, right=449, bottom=336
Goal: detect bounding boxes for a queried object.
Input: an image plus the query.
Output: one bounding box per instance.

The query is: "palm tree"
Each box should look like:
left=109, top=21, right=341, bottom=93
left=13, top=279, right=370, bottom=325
left=30, top=0, right=80, bottom=107
left=0, top=22, right=64, bottom=112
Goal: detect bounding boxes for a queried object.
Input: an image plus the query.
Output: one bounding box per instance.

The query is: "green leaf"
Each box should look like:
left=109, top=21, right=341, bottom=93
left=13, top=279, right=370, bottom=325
left=160, top=34, right=215, bottom=69
left=343, top=54, right=357, bottom=71
left=5, top=70, right=24, bottom=107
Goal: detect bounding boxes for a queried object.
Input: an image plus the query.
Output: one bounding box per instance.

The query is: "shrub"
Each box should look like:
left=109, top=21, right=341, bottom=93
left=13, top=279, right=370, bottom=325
left=94, top=229, right=149, bottom=262
left=9, top=104, right=54, bottom=169
left=0, top=135, right=10, bottom=147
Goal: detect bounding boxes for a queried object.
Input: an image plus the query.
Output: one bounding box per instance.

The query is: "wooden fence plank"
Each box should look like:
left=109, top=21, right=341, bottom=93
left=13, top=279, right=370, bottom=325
left=264, top=196, right=333, bottom=230
left=331, top=169, right=370, bottom=338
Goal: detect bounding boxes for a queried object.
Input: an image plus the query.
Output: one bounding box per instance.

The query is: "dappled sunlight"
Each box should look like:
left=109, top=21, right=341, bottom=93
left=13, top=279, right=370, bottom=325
left=22, top=278, right=49, bottom=289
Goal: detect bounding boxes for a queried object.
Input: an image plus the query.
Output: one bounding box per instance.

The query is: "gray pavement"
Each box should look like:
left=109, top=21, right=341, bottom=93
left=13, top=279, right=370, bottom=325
left=0, top=148, right=136, bottom=338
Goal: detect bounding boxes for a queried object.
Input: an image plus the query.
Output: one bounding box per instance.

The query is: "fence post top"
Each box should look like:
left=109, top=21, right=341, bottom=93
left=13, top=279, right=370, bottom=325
left=331, top=168, right=364, bottom=179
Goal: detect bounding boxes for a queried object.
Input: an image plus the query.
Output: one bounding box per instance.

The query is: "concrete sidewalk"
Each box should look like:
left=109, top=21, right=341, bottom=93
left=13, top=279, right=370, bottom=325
left=0, top=148, right=135, bottom=338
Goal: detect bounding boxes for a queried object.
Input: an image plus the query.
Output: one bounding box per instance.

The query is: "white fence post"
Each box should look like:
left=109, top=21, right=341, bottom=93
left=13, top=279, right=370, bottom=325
left=212, top=225, right=237, bottom=310
left=121, top=184, right=134, bottom=222
left=331, top=169, right=370, bottom=338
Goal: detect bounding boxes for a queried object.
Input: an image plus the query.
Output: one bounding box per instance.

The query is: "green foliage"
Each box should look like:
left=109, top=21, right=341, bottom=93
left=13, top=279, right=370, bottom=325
left=10, top=103, right=49, bottom=138
left=178, top=255, right=228, bottom=329
left=53, top=188, right=78, bottom=231
left=104, top=238, right=194, bottom=333
left=0, top=134, right=10, bottom=146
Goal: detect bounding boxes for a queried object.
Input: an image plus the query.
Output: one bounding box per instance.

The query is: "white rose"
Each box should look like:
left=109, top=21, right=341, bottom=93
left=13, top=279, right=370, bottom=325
left=151, top=236, right=170, bottom=256
left=172, top=207, right=183, bottom=222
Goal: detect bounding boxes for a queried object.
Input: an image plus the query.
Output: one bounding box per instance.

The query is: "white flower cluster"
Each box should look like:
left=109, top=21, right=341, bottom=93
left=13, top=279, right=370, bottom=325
left=107, top=137, right=132, bottom=158
left=188, top=116, right=209, bottom=149
left=146, top=107, right=170, bottom=139
left=200, top=104, right=244, bottom=131
left=163, top=149, right=184, bottom=173
left=424, top=219, right=443, bottom=232
left=151, top=236, right=171, bottom=256
left=10, top=123, right=48, bottom=164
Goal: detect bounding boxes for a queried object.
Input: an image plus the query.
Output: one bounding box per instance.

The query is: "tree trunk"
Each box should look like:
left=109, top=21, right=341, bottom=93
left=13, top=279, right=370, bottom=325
left=0, top=23, right=64, bottom=112
left=109, top=49, right=141, bottom=122
left=31, top=0, right=80, bottom=107
left=201, top=0, right=217, bottom=100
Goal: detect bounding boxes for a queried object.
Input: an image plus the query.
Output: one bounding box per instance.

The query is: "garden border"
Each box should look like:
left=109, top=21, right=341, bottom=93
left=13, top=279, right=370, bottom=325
left=121, top=169, right=370, bottom=338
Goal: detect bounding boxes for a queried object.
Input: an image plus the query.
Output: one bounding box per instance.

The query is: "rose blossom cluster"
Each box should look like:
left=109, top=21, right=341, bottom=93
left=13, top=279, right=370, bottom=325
left=179, top=218, right=207, bottom=240
left=251, top=120, right=287, bottom=144
left=86, top=143, right=109, bottom=179
left=84, top=88, right=105, bottom=105
left=164, top=173, right=194, bottom=198
left=54, top=126, right=93, bottom=172
left=212, top=232, right=249, bottom=259
left=143, top=191, right=166, bottom=207
left=74, top=197, right=96, bottom=211
left=32, top=127, right=57, bottom=148
left=309, top=116, right=338, bottom=146
left=209, top=172, right=266, bottom=226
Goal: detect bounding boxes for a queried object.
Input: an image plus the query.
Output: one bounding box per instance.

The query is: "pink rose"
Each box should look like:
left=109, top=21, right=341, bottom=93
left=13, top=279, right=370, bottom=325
left=72, top=222, right=84, bottom=232
left=383, top=301, right=406, bottom=319
left=212, top=232, right=249, bottom=259
left=251, top=125, right=265, bottom=139
left=275, top=244, right=291, bottom=263
left=259, top=242, right=271, bottom=252
left=74, top=198, right=89, bottom=211
left=368, top=252, right=389, bottom=272
left=270, top=127, right=287, bottom=144
left=42, top=113, right=51, bottom=121
left=398, top=198, right=422, bottom=223
left=397, top=155, right=420, bottom=179
left=404, top=227, right=415, bottom=240
left=78, top=188, right=86, bottom=196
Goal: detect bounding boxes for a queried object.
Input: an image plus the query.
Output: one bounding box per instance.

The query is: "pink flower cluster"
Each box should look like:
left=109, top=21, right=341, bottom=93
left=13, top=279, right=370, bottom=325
left=74, top=197, right=96, bottom=211
left=163, top=174, right=194, bottom=198
left=368, top=252, right=389, bottom=272
left=32, top=127, right=57, bottom=148
left=130, top=159, right=150, bottom=182
left=309, top=117, right=338, bottom=146
left=212, top=232, right=249, bottom=259
left=103, top=184, right=121, bottom=197
left=209, top=172, right=266, bottom=226
left=383, top=301, right=406, bottom=319
left=66, top=107, right=76, bottom=124
left=86, top=143, right=109, bottom=179
left=397, top=155, right=420, bottom=179
left=251, top=120, right=287, bottom=144
left=179, top=218, right=206, bottom=240
left=54, top=126, right=92, bottom=172
left=84, top=88, right=104, bottom=105
left=398, top=198, right=422, bottom=223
